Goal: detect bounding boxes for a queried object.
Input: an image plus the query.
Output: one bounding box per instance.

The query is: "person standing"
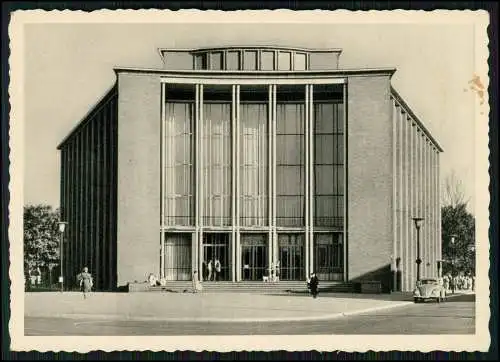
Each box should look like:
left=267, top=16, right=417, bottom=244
left=192, top=271, right=203, bottom=293
left=207, top=260, right=213, bottom=282
left=309, top=272, right=319, bottom=298
left=214, top=259, right=221, bottom=281
left=77, top=267, right=93, bottom=299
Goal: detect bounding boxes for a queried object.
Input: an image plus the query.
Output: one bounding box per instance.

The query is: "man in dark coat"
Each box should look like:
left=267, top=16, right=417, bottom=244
left=309, top=272, right=319, bottom=298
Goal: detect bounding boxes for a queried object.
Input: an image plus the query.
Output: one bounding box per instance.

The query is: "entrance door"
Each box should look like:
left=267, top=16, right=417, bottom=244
left=202, top=233, right=231, bottom=281
left=164, top=233, right=192, bottom=281
left=278, top=233, right=305, bottom=280
left=241, top=234, right=268, bottom=281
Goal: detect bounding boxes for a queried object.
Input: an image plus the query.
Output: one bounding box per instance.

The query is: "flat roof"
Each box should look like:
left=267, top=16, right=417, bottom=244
left=159, top=46, right=343, bottom=54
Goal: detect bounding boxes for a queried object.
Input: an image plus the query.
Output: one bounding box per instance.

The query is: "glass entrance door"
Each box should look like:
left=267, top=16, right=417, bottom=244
left=240, top=234, right=268, bottom=281
left=202, top=233, right=231, bottom=281
left=164, top=233, right=192, bottom=281
left=278, top=233, right=305, bottom=280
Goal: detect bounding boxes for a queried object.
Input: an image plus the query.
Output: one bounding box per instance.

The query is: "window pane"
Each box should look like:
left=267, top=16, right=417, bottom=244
left=315, top=165, right=335, bottom=194
left=226, top=51, right=240, bottom=70
left=261, top=51, right=275, bottom=70
left=243, top=51, right=257, bottom=70
left=315, top=135, right=335, bottom=164
left=195, top=53, right=207, bottom=69
left=211, top=52, right=223, bottom=70
left=278, top=52, right=291, bottom=70
left=314, top=103, right=335, bottom=133
left=295, top=53, right=307, bottom=70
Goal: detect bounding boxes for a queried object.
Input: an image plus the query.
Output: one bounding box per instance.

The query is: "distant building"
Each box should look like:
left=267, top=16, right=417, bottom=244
left=57, top=46, right=443, bottom=292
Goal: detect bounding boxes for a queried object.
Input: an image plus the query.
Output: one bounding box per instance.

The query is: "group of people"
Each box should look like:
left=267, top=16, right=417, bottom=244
left=202, top=259, right=222, bottom=281
left=442, top=274, right=475, bottom=293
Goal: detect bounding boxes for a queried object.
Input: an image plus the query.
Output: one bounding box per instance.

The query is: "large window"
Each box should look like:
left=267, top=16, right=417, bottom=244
left=202, top=233, right=231, bottom=281
left=276, top=85, right=305, bottom=227
left=202, top=85, right=233, bottom=226
left=164, top=84, right=195, bottom=226
left=313, top=85, right=344, bottom=228
left=240, top=86, right=269, bottom=226
left=313, top=233, right=343, bottom=281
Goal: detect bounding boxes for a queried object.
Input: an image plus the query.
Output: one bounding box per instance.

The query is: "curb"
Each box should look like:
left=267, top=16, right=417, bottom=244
left=26, top=301, right=413, bottom=323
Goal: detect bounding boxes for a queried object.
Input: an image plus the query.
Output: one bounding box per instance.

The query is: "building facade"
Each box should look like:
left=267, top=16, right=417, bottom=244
left=58, top=46, right=443, bottom=292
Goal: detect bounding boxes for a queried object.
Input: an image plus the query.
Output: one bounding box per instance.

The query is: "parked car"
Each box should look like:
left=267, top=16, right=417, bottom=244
left=413, top=278, right=446, bottom=303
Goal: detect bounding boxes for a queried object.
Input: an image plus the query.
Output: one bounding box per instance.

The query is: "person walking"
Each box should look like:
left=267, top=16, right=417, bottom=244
left=309, top=272, right=319, bottom=298
left=77, top=267, right=93, bottom=299
left=207, top=260, right=213, bottom=282
left=214, top=259, right=221, bottom=281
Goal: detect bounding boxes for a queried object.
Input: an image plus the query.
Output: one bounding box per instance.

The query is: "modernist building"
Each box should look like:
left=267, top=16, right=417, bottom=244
left=58, top=46, right=443, bottom=292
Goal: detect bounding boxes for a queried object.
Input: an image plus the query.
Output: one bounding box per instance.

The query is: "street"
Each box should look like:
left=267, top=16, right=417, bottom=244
left=25, top=293, right=475, bottom=335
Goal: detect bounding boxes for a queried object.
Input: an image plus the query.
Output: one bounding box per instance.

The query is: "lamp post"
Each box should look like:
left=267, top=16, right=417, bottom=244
left=412, top=217, right=424, bottom=282
left=57, top=221, right=68, bottom=292
left=450, top=234, right=457, bottom=294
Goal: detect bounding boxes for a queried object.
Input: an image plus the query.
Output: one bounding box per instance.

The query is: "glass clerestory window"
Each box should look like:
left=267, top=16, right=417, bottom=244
left=163, top=84, right=196, bottom=226
left=313, top=84, right=344, bottom=228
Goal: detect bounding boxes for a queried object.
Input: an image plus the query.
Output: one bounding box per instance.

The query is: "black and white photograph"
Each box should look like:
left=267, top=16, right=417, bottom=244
left=8, top=9, right=490, bottom=352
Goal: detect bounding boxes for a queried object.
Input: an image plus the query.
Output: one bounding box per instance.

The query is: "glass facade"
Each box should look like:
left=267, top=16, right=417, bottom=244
left=161, top=83, right=345, bottom=281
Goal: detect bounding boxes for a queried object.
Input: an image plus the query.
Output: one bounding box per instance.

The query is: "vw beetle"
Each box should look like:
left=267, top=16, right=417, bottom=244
left=413, top=278, right=446, bottom=303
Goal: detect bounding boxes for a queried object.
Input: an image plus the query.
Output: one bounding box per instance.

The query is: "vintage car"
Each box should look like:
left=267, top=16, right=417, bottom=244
left=413, top=278, right=446, bottom=303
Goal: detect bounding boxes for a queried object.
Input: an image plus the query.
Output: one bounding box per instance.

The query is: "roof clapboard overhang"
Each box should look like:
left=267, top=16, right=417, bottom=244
left=57, top=83, right=118, bottom=150
left=391, top=86, right=444, bottom=153
left=159, top=46, right=343, bottom=56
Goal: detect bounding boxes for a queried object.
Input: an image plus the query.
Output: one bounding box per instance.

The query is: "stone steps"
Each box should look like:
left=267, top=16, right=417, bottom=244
left=128, top=281, right=356, bottom=294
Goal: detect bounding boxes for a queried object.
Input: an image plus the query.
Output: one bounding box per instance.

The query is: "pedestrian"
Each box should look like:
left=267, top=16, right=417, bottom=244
left=309, top=272, right=319, bottom=298
left=472, top=275, right=476, bottom=292
left=77, top=267, right=93, bottom=299
left=207, top=260, right=213, bottom=281
left=192, top=271, right=203, bottom=293
left=275, top=260, right=280, bottom=282
left=214, top=259, right=221, bottom=281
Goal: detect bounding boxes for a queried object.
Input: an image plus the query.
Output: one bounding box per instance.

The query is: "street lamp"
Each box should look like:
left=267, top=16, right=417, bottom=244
left=57, top=221, right=68, bottom=292
left=412, top=217, right=424, bottom=282
left=450, top=234, right=457, bottom=294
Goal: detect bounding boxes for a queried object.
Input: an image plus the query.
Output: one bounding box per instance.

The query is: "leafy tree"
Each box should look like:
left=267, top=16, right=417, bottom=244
left=441, top=173, right=475, bottom=276
left=24, top=204, right=60, bottom=273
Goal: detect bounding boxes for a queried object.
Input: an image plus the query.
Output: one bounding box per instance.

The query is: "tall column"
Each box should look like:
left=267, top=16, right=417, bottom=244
left=308, top=85, right=314, bottom=277
left=268, top=84, right=273, bottom=276
left=342, top=82, right=348, bottom=282
left=305, top=84, right=310, bottom=278
left=272, top=85, right=278, bottom=270
left=409, top=121, right=415, bottom=289
left=231, top=85, right=237, bottom=282
left=160, top=83, right=166, bottom=279
left=198, top=84, right=204, bottom=281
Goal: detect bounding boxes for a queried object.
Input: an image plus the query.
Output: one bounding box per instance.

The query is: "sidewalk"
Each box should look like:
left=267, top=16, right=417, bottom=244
left=25, top=291, right=417, bottom=322
left=25, top=290, right=474, bottom=323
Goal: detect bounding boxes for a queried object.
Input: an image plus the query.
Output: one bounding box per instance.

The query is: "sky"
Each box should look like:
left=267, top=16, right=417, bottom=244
left=20, top=12, right=488, bottom=215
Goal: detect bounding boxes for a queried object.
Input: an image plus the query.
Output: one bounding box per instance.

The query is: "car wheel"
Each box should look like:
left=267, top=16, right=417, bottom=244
left=436, top=297, right=440, bottom=303
left=414, top=297, right=419, bottom=303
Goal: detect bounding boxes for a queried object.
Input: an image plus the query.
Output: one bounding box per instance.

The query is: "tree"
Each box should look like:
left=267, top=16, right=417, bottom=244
left=441, top=173, right=475, bottom=276
left=24, top=204, right=60, bottom=274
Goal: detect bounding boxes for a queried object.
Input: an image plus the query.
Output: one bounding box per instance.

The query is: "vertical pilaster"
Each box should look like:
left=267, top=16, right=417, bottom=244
left=403, top=113, right=409, bottom=291
left=392, top=101, right=398, bottom=283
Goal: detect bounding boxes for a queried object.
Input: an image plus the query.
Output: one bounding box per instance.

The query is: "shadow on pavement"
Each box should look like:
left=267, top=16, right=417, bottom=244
left=444, top=293, right=475, bottom=302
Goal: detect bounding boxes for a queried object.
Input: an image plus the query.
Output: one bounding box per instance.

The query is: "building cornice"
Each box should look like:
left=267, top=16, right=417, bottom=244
left=113, top=66, right=397, bottom=77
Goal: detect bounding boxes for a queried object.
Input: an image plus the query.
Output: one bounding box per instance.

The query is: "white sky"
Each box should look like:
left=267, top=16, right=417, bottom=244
left=21, top=13, right=488, bottom=215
